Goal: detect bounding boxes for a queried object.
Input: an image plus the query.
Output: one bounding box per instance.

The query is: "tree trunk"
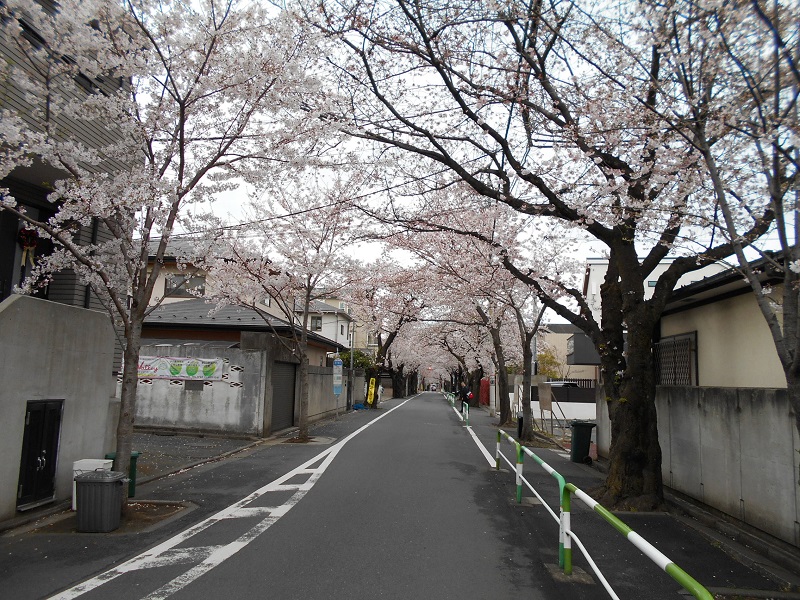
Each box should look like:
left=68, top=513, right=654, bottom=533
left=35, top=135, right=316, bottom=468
left=297, top=351, right=310, bottom=440
left=468, top=367, right=482, bottom=407
left=520, top=338, right=535, bottom=442
left=487, top=325, right=512, bottom=425
left=114, top=319, right=143, bottom=505
left=391, top=367, right=406, bottom=399
left=496, top=368, right=512, bottom=426
left=786, top=374, right=800, bottom=439
left=596, top=314, right=663, bottom=510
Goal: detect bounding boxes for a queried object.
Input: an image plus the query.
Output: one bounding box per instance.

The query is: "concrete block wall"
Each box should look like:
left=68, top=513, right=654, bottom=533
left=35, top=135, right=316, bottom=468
left=0, top=295, right=116, bottom=522
left=137, top=338, right=350, bottom=436
left=597, top=386, right=800, bottom=547
left=135, top=346, right=265, bottom=436
left=307, top=365, right=342, bottom=423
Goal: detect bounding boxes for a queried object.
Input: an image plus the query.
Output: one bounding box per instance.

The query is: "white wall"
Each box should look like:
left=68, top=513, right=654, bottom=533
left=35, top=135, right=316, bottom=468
left=136, top=337, right=351, bottom=437
left=0, top=296, right=116, bottom=522
left=135, top=346, right=265, bottom=435
left=584, top=258, right=728, bottom=324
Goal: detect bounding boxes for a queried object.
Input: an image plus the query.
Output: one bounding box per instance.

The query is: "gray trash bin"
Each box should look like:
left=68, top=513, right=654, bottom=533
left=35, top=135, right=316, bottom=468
left=74, top=470, right=126, bottom=532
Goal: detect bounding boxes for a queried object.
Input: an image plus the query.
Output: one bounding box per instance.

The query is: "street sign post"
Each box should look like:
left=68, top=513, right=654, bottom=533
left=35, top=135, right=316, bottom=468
left=333, top=357, right=343, bottom=417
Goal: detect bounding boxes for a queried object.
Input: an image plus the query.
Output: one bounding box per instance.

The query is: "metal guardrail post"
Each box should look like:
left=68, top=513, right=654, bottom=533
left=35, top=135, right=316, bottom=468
left=566, top=484, right=713, bottom=600
left=515, top=442, right=523, bottom=504
left=560, top=484, right=572, bottom=575
left=519, top=443, right=571, bottom=575
left=496, top=430, right=501, bottom=470
left=488, top=428, right=712, bottom=599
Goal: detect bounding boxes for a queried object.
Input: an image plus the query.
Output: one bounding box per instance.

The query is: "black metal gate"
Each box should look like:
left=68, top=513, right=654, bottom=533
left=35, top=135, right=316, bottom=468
left=271, top=362, right=296, bottom=432
left=17, top=400, right=63, bottom=510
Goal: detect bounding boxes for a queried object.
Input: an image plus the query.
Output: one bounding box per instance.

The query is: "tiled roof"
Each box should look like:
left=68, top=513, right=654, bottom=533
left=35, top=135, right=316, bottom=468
left=147, top=298, right=287, bottom=328
left=145, top=299, right=345, bottom=350
left=543, top=323, right=582, bottom=334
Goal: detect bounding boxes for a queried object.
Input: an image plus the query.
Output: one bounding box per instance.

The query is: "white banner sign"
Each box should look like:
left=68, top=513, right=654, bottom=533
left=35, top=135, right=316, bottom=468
left=138, top=356, right=224, bottom=380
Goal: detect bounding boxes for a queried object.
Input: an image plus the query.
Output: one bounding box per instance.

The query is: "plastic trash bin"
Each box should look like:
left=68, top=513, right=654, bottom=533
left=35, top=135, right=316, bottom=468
left=72, top=459, right=112, bottom=510
left=105, top=451, right=141, bottom=497
left=570, top=420, right=596, bottom=464
left=74, top=471, right=125, bottom=533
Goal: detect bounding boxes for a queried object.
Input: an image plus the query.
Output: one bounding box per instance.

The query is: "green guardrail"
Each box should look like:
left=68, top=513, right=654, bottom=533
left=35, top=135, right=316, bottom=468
left=495, top=430, right=712, bottom=600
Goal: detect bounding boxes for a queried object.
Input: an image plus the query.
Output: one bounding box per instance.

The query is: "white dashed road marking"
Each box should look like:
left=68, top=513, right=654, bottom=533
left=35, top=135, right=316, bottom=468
left=50, top=398, right=413, bottom=600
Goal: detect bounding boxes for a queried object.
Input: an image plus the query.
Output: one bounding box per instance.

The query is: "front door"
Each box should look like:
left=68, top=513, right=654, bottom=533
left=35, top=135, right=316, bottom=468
left=17, top=400, right=63, bottom=510
left=270, top=362, right=296, bottom=433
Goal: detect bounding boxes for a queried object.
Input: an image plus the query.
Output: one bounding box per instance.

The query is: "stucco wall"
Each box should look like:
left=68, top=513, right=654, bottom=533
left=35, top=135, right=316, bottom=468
left=136, top=333, right=348, bottom=437
left=597, top=386, right=799, bottom=546
left=135, top=345, right=265, bottom=436
left=0, top=295, right=116, bottom=522
left=661, top=291, right=786, bottom=388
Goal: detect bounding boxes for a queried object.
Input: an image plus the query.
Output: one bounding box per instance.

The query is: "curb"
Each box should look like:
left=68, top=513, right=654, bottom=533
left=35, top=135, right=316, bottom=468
left=666, top=492, right=800, bottom=592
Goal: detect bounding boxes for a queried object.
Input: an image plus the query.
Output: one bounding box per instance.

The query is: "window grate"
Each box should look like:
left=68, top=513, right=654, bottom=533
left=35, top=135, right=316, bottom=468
left=654, top=332, right=697, bottom=386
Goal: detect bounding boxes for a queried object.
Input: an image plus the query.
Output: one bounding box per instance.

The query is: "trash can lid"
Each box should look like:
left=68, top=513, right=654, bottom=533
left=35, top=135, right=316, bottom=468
left=74, top=470, right=126, bottom=482
left=570, top=420, right=597, bottom=427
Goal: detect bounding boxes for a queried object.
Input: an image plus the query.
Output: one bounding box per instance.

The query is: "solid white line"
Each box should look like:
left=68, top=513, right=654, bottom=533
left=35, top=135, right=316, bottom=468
left=466, top=426, right=496, bottom=467
left=49, top=398, right=413, bottom=600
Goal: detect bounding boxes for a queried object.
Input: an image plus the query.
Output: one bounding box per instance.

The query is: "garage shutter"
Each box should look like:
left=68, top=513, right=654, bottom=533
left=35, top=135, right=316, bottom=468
left=271, top=362, right=296, bottom=432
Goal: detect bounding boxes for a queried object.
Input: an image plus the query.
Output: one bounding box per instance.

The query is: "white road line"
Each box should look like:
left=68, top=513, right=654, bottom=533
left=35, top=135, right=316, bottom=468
left=466, top=425, right=497, bottom=467
left=49, top=398, right=413, bottom=600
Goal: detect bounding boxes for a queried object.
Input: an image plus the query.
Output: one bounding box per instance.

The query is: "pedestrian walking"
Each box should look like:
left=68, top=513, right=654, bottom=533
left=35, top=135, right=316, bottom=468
left=459, top=381, right=471, bottom=415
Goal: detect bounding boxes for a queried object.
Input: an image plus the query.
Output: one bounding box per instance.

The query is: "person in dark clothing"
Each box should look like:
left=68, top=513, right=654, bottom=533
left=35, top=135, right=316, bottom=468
left=459, top=381, right=470, bottom=415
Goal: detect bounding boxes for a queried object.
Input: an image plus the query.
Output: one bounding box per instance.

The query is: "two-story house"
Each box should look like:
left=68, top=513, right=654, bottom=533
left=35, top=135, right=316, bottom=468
left=0, top=2, right=124, bottom=523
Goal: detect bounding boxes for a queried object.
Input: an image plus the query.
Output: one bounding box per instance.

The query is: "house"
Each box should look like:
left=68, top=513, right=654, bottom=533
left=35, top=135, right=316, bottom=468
left=136, top=298, right=351, bottom=436
left=538, top=323, right=599, bottom=384
left=580, top=257, right=729, bottom=324
left=566, top=258, right=729, bottom=372
left=317, top=295, right=375, bottom=354
left=300, top=299, right=355, bottom=350
left=0, top=2, right=123, bottom=524
left=657, top=262, right=785, bottom=388
left=593, top=257, right=799, bottom=547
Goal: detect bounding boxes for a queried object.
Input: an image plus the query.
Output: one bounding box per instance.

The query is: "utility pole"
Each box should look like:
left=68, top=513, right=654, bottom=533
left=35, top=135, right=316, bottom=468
left=346, top=321, right=354, bottom=411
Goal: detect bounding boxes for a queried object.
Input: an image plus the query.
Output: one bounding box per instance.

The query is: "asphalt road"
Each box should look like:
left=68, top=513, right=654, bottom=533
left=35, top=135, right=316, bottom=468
left=49, top=394, right=565, bottom=600
left=2, top=392, right=789, bottom=600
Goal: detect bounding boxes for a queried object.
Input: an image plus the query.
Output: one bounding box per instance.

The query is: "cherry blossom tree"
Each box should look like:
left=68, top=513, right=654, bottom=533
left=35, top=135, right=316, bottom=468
left=303, top=0, right=779, bottom=508
left=389, top=221, right=515, bottom=424
left=378, top=183, right=584, bottom=433
left=202, top=174, right=361, bottom=439
left=649, top=0, right=800, bottom=435
left=345, top=259, right=429, bottom=407
left=0, top=0, right=327, bottom=475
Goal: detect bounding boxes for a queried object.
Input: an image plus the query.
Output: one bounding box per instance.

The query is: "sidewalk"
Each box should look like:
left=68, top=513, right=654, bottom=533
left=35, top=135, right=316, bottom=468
left=463, top=400, right=800, bottom=599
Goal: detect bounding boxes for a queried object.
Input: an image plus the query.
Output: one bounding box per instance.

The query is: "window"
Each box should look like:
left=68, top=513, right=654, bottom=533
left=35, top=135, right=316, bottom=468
left=340, top=324, right=345, bottom=336
left=367, top=332, right=379, bottom=347
left=654, top=332, right=697, bottom=386
left=164, top=274, right=205, bottom=298
left=310, top=316, right=322, bottom=331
